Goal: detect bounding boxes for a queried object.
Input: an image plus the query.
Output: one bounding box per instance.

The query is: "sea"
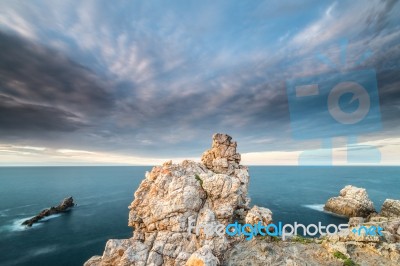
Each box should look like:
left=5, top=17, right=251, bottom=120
left=0, top=166, right=399, bottom=266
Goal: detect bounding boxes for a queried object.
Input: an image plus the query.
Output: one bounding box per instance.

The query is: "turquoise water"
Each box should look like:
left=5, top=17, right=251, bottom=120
left=0, top=166, right=399, bottom=265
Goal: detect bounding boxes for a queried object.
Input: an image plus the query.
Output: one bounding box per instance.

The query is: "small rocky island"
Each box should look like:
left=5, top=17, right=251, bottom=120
left=85, top=134, right=400, bottom=266
left=324, top=185, right=376, bottom=217
left=22, top=196, right=75, bottom=227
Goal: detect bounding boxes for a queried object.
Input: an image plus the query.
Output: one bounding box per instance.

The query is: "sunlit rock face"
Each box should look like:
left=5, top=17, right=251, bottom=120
left=201, top=133, right=241, bottom=175
left=85, top=134, right=400, bottom=266
left=85, top=134, right=272, bottom=266
left=324, top=185, right=375, bottom=218
left=380, top=199, right=400, bottom=218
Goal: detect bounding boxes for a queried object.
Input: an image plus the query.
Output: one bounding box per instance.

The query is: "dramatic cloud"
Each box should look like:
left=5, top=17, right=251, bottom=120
left=0, top=0, right=399, bottom=164
left=0, top=94, right=85, bottom=134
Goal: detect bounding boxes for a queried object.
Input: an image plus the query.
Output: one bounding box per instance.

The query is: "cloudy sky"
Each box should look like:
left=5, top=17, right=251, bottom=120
left=0, top=0, right=399, bottom=166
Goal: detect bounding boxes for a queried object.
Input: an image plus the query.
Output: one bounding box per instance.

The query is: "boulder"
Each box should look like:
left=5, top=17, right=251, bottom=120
left=245, top=205, right=273, bottom=225
left=324, top=185, right=375, bottom=217
left=380, top=199, right=400, bottom=218
left=186, top=245, right=219, bottom=266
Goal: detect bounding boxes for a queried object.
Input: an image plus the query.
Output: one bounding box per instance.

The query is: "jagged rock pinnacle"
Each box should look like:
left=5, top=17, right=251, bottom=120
left=201, top=133, right=241, bottom=174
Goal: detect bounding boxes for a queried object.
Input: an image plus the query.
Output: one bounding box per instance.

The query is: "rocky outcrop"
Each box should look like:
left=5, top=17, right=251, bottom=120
left=224, top=241, right=340, bottom=266
left=320, top=193, right=400, bottom=265
left=245, top=206, right=273, bottom=225
left=380, top=199, right=400, bottom=218
left=324, top=185, right=375, bottom=217
left=86, top=133, right=270, bottom=266
left=226, top=230, right=400, bottom=266
left=186, top=245, right=219, bottom=266
left=223, top=213, right=400, bottom=266
left=201, top=133, right=241, bottom=175
left=22, top=196, right=75, bottom=227
left=320, top=215, right=400, bottom=265
left=85, top=134, right=399, bottom=266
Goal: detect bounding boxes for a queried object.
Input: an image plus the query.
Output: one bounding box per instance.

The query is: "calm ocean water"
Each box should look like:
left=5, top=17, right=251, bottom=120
left=0, top=166, right=399, bottom=266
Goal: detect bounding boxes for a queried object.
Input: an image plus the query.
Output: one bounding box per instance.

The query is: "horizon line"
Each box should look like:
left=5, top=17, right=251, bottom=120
left=0, top=164, right=398, bottom=167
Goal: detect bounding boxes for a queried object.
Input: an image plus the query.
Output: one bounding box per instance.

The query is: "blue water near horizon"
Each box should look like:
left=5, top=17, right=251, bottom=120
left=0, top=166, right=399, bottom=266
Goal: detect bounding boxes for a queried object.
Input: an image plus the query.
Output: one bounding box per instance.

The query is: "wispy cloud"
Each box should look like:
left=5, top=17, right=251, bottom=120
left=0, top=0, right=399, bottom=165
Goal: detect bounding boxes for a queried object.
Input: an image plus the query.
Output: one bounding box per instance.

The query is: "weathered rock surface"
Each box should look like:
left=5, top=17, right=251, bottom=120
left=225, top=240, right=341, bottom=266
left=186, top=245, right=219, bottom=266
left=201, top=133, right=241, bottom=175
left=245, top=206, right=273, bottom=225
left=381, top=199, right=400, bottom=218
left=321, top=216, right=400, bottom=265
left=85, top=135, right=399, bottom=266
left=22, top=196, right=75, bottom=227
left=324, top=185, right=375, bottom=217
left=85, top=134, right=266, bottom=266
left=224, top=214, right=400, bottom=266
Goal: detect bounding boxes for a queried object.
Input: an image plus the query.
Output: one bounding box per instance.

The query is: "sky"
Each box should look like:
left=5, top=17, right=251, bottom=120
left=0, top=0, right=399, bottom=166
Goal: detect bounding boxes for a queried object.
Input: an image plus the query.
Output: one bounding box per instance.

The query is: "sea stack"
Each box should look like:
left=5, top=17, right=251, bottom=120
left=85, top=133, right=272, bottom=266
left=22, top=196, right=75, bottom=227
left=324, top=185, right=375, bottom=218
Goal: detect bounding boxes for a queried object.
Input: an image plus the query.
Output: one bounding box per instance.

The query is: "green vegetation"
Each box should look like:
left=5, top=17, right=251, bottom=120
left=343, top=258, right=357, bottom=266
left=333, top=251, right=358, bottom=266
left=195, top=174, right=208, bottom=198
left=195, top=174, right=203, bottom=187
left=333, top=251, right=347, bottom=260
left=291, top=235, right=313, bottom=244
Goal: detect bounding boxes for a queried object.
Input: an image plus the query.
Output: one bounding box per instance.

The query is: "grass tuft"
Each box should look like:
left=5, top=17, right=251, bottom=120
left=333, top=251, right=347, bottom=260
left=333, top=251, right=358, bottom=266
left=343, top=258, right=357, bottom=266
left=194, top=174, right=203, bottom=187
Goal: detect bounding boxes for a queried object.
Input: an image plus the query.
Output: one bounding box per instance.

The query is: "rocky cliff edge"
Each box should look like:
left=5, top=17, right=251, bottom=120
left=85, top=133, right=271, bottom=266
left=85, top=134, right=400, bottom=266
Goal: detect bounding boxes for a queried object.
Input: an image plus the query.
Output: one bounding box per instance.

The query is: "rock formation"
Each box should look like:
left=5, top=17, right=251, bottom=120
left=22, top=196, right=75, bottom=227
left=320, top=214, right=400, bottom=265
left=380, top=199, right=400, bottom=218
left=245, top=206, right=273, bottom=225
left=85, top=135, right=400, bottom=266
left=226, top=203, right=400, bottom=266
left=201, top=133, right=241, bottom=175
left=324, top=185, right=375, bottom=217
left=224, top=239, right=400, bottom=266
left=85, top=133, right=271, bottom=266
left=320, top=190, right=400, bottom=265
